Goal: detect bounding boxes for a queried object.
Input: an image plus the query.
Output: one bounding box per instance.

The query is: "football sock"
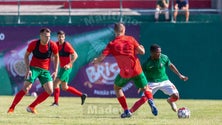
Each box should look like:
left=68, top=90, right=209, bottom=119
left=54, top=88, right=60, bottom=104
left=9, top=90, right=26, bottom=109
left=168, top=96, right=179, bottom=102
left=144, top=90, right=153, bottom=100
left=130, top=96, right=147, bottom=113
left=117, top=96, right=128, bottom=110
left=29, top=91, right=50, bottom=108
left=66, top=86, right=82, bottom=97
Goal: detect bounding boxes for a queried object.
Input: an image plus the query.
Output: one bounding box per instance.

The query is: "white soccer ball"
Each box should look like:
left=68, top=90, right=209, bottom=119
left=31, top=92, right=38, bottom=97
left=177, top=107, right=190, bottom=118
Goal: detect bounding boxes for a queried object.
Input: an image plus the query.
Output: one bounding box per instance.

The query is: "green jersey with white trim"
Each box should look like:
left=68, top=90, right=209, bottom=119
left=142, top=54, right=171, bottom=82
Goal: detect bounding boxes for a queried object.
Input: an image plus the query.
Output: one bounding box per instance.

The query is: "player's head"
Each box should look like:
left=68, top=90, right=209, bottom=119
left=114, top=23, right=125, bottom=36
left=40, top=27, right=51, bottom=44
left=57, top=30, right=65, bottom=43
left=150, top=44, right=161, bottom=59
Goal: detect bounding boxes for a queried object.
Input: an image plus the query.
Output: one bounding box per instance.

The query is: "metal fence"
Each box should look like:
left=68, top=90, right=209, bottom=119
left=0, top=0, right=221, bottom=24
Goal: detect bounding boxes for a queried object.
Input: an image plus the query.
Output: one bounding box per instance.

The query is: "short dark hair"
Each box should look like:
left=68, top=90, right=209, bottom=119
left=150, top=44, right=161, bottom=52
left=57, top=30, right=65, bottom=35
left=40, top=27, right=51, bottom=33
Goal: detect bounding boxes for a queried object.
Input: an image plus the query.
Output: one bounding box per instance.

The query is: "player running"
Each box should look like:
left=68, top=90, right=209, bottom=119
left=51, top=30, right=87, bottom=106
left=7, top=28, right=59, bottom=114
left=93, top=23, right=158, bottom=118
left=130, top=44, right=188, bottom=113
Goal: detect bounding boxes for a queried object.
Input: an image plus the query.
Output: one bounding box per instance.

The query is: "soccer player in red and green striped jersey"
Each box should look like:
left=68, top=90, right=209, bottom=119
left=93, top=23, right=158, bottom=118
left=130, top=44, right=188, bottom=113
left=51, top=30, right=87, bottom=106
left=8, top=28, right=59, bottom=114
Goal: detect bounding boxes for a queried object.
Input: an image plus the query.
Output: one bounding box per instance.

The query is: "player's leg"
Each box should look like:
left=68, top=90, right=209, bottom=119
left=133, top=72, right=158, bottom=116
left=141, top=85, right=158, bottom=116
left=58, top=68, right=87, bottom=105
left=27, top=69, right=53, bottom=114
left=51, top=68, right=65, bottom=106
left=130, top=82, right=159, bottom=114
left=130, top=96, right=147, bottom=113
left=27, top=81, right=53, bottom=114
left=160, top=80, right=179, bottom=112
left=51, top=78, right=61, bottom=106
left=167, top=93, right=179, bottom=112
left=114, top=75, right=131, bottom=118
left=114, top=84, right=132, bottom=118
left=61, top=82, right=87, bottom=105
left=7, top=81, right=32, bottom=113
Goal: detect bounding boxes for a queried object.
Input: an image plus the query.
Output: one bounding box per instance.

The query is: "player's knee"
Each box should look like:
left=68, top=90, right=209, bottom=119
left=141, top=96, right=148, bottom=102
left=114, top=85, right=121, bottom=90
left=61, top=86, right=68, bottom=91
left=46, top=90, right=53, bottom=95
left=22, top=88, right=29, bottom=93
left=171, top=94, right=179, bottom=101
left=22, top=86, right=31, bottom=93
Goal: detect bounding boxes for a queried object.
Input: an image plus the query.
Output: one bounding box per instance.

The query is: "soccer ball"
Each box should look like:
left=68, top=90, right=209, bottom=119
left=31, top=92, right=38, bottom=97
left=177, top=107, right=190, bottom=118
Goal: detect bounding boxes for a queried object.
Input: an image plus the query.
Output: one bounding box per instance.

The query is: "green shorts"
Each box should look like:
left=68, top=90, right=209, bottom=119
left=57, top=68, right=72, bottom=83
left=114, top=72, right=148, bottom=88
left=26, top=66, right=52, bottom=86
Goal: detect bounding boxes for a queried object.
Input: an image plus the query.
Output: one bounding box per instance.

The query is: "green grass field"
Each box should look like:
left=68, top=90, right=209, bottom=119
left=1, top=96, right=222, bottom=125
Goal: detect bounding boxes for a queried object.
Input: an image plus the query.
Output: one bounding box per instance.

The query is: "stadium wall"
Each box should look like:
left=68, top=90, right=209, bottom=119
left=0, top=15, right=221, bottom=99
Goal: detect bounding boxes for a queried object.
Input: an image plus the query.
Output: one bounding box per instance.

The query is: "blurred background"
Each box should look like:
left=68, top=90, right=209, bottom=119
left=0, top=0, right=222, bottom=99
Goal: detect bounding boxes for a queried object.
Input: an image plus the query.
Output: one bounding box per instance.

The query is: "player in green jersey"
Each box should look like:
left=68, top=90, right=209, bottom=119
left=130, top=44, right=188, bottom=113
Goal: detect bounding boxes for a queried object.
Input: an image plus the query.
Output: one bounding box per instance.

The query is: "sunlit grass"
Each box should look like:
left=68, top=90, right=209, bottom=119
left=1, top=96, right=222, bottom=125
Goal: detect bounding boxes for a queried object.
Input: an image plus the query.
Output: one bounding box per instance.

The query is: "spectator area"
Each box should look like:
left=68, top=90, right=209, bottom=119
left=0, top=0, right=212, bottom=9
left=63, top=0, right=211, bottom=9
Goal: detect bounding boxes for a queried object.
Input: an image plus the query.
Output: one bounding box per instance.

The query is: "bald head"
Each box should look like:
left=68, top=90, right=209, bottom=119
left=114, top=23, right=125, bottom=36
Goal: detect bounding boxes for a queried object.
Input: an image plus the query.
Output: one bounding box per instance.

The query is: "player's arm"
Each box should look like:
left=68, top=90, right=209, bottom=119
left=24, top=51, right=31, bottom=71
left=64, top=51, right=78, bottom=70
left=136, top=45, right=145, bottom=55
left=169, top=63, right=188, bottom=81
left=52, top=53, right=59, bottom=80
left=24, top=51, right=32, bottom=78
left=93, top=43, right=110, bottom=64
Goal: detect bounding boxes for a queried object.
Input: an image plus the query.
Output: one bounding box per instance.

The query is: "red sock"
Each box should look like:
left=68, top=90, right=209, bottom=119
left=130, top=96, right=147, bottom=113
left=168, top=96, right=179, bottom=102
left=117, top=96, right=128, bottom=110
left=29, top=91, right=50, bottom=108
left=66, top=86, right=82, bottom=96
left=54, top=88, right=60, bottom=104
left=144, top=90, right=153, bottom=100
left=9, top=90, right=26, bottom=109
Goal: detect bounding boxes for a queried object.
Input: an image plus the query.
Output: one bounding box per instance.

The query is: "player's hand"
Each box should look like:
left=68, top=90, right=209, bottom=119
left=25, top=70, right=32, bottom=79
left=92, top=58, right=100, bottom=64
left=179, top=75, right=188, bottom=81
left=64, top=64, right=71, bottom=70
left=51, top=71, right=57, bottom=81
